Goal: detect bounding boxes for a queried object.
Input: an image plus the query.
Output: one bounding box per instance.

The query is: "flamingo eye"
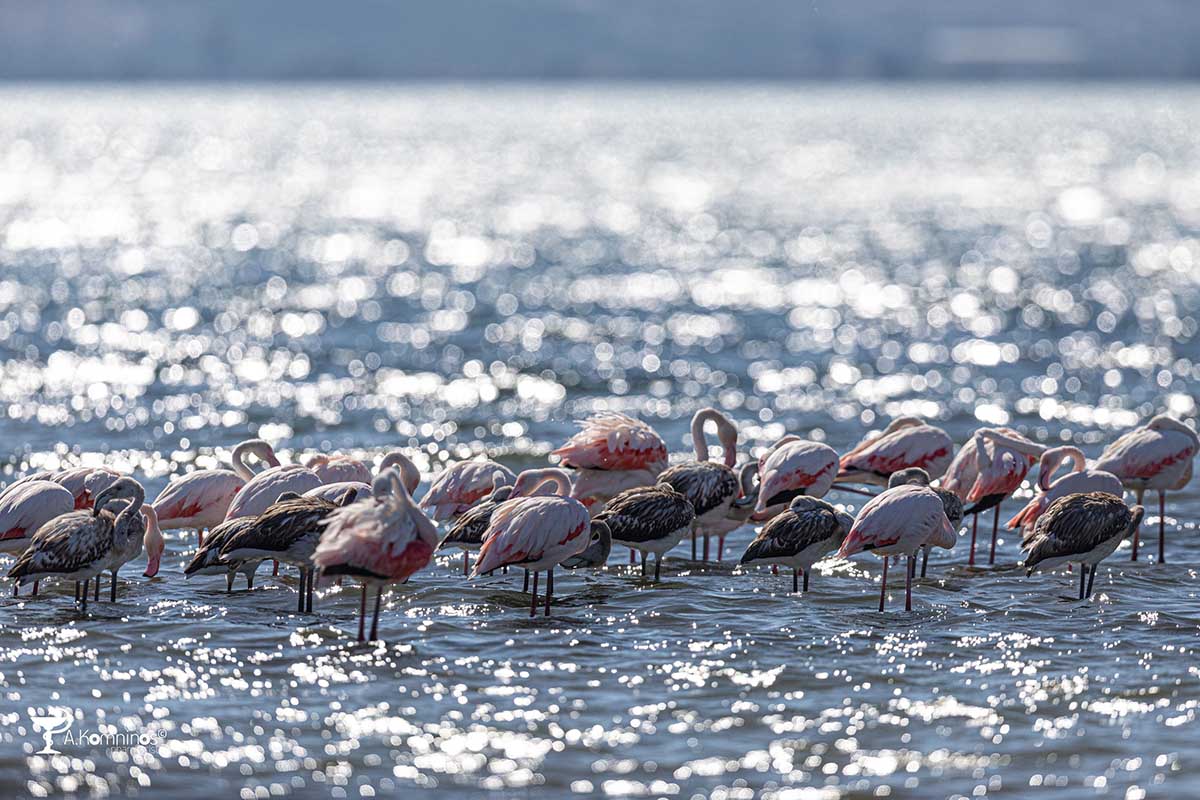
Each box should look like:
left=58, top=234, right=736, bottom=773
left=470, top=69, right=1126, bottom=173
left=591, top=532, right=600, bottom=541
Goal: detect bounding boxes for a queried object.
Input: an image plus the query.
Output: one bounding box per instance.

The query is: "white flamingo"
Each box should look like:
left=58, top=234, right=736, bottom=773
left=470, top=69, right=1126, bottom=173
left=1007, top=446, right=1123, bottom=535
left=1094, top=414, right=1198, bottom=563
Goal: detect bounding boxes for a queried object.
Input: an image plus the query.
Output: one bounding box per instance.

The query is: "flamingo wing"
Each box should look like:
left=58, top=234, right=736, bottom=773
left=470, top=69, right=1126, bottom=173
left=225, top=466, right=322, bottom=520
left=420, top=461, right=516, bottom=520
left=153, top=469, right=245, bottom=524
left=473, top=496, right=590, bottom=575
left=0, top=481, right=74, bottom=542
left=551, top=412, right=668, bottom=471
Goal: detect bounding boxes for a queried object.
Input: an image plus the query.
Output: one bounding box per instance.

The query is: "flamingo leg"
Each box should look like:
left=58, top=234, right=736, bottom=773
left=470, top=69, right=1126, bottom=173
left=703, top=533, right=710, bottom=562
left=357, top=584, right=367, bottom=642
left=297, top=568, right=306, bottom=612
left=691, top=529, right=697, bottom=560
left=32, top=580, right=38, bottom=596
left=523, top=570, right=529, bottom=593
left=306, top=568, right=314, bottom=613
left=717, top=535, right=725, bottom=562
left=920, top=547, right=929, bottom=578
left=1078, top=563, right=1087, bottom=600
left=463, top=550, right=469, bottom=577
left=544, top=569, right=553, bottom=616
left=93, top=577, right=100, bottom=602
left=836, top=485, right=879, bottom=498
left=968, top=515, right=978, bottom=567
left=11, top=582, right=15, bottom=598
left=247, top=572, right=254, bottom=590
left=369, top=586, right=382, bottom=641
left=654, top=556, right=662, bottom=582
left=905, top=555, right=913, bottom=611
left=772, top=565, right=778, bottom=575
left=792, top=568, right=799, bottom=593
left=1131, top=488, right=1144, bottom=560
left=81, top=579, right=89, bottom=613
left=110, top=570, right=117, bottom=603
left=226, top=571, right=235, bottom=593
left=803, top=569, right=810, bottom=592
left=273, top=560, right=279, bottom=576
left=1086, top=563, right=1097, bottom=597
left=529, top=571, right=539, bottom=617
left=878, top=557, right=889, bottom=612
left=641, top=551, right=648, bottom=577
left=629, top=548, right=636, bottom=565
left=1158, top=491, right=1166, bottom=564
left=988, top=504, right=1000, bottom=565
left=74, top=582, right=80, bottom=602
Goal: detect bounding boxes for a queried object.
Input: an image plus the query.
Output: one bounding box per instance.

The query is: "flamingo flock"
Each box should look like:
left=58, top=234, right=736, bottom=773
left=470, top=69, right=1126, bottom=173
left=0, top=409, right=1195, bottom=640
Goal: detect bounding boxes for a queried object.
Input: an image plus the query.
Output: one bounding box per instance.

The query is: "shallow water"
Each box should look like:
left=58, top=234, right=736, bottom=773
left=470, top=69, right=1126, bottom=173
left=0, top=84, right=1198, bottom=798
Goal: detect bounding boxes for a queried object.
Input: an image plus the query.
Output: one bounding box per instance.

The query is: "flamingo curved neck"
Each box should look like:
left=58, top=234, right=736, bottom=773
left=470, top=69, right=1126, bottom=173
left=231, top=440, right=279, bottom=480
left=976, top=428, right=1046, bottom=459
left=1150, top=415, right=1200, bottom=447
left=1039, top=446, right=1085, bottom=490
left=379, top=451, right=421, bottom=495
left=691, top=408, right=736, bottom=466
left=522, top=468, right=573, bottom=497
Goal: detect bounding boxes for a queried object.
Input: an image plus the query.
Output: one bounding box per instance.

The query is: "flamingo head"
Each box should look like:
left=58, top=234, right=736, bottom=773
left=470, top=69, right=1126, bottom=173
left=562, top=519, right=612, bottom=569
left=142, top=506, right=164, bottom=578
left=887, top=467, right=931, bottom=488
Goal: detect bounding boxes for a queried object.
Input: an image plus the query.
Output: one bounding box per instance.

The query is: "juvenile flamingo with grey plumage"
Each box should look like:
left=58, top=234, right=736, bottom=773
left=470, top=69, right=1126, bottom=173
left=183, top=516, right=264, bottom=591
left=739, top=496, right=853, bottom=593
left=594, top=484, right=695, bottom=581
left=1023, top=492, right=1144, bottom=600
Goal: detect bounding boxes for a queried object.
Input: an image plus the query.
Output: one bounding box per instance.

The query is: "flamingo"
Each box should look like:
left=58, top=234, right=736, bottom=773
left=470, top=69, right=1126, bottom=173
left=219, top=487, right=358, bottom=612
left=419, top=458, right=516, bottom=521
left=1023, top=492, right=1144, bottom=600
left=0, top=480, right=75, bottom=596
left=183, top=517, right=264, bottom=591
left=305, top=454, right=372, bottom=485
left=657, top=408, right=758, bottom=561
left=224, top=442, right=324, bottom=521
left=12, top=465, right=122, bottom=510
left=1093, top=414, right=1198, bottom=563
left=836, top=417, right=954, bottom=486
left=7, top=478, right=157, bottom=611
left=439, top=476, right=514, bottom=576
left=738, top=496, right=853, bottom=593
left=594, top=484, right=695, bottom=581
left=314, top=468, right=440, bottom=642
left=552, top=411, right=668, bottom=515
left=1007, top=446, right=1123, bottom=535
left=304, top=451, right=422, bottom=506
left=837, top=483, right=956, bottom=611
left=886, top=467, right=964, bottom=578
left=152, top=439, right=274, bottom=546
left=751, top=437, right=840, bottom=522
left=942, top=427, right=1044, bottom=567
left=471, top=495, right=611, bottom=616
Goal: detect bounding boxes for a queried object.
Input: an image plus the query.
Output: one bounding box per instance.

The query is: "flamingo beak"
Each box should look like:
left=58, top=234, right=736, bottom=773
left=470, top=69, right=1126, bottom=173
left=143, top=552, right=161, bottom=578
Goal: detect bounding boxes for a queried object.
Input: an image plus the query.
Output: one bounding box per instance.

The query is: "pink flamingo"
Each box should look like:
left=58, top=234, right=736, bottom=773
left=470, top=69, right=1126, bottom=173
left=152, top=439, right=275, bottom=546
left=14, top=466, right=122, bottom=510
left=419, top=458, right=516, bottom=521
left=658, top=408, right=757, bottom=561
left=552, top=411, right=668, bottom=515
left=224, top=443, right=323, bottom=521
left=1094, top=414, right=1198, bottom=563
left=751, top=437, right=840, bottom=522
left=0, top=480, right=75, bottom=596
left=305, top=452, right=422, bottom=506
left=942, top=428, right=1044, bottom=566
left=837, top=483, right=956, bottom=611
left=314, top=468, right=440, bottom=642
left=305, top=454, right=372, bottom=485
left=836, top=417, right=954, bottom=486
left=1007, top=446, right=1123, bottom=535
left=472, top=495, right=612, bottom=616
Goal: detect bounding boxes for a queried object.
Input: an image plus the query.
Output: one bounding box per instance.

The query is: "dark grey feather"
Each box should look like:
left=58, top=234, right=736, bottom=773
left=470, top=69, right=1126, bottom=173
left=596, top=485, right=695, bottom=545
left=658, top=461, right=737, bottom=516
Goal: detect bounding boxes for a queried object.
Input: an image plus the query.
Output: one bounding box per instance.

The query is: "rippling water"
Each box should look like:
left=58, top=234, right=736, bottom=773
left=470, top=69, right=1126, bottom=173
left=1, top=84, right=1198, bottom=798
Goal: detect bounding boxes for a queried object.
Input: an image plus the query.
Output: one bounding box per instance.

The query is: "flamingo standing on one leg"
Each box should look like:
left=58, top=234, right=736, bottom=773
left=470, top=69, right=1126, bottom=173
left=835, top=417, right=954, bottom=487
left=314, top=468, right=440, bottom=642
left=657, top=408, right=758, bottom=561
left=1093, top=414, right=1198, bottom=564
left=552, top=411, right=668, bottom=516
left=837, top=483, right=956, bottom=611
left=0, top=480, right=75, bottom=596
left=750, top=436, right=840, bottom=522
left=152, top=439, right=276, bottom=547
left=472, top=496, right=612, bottom=617
left=594, top=484, right=694, bottom=581
left=1023, top=492, right=1144, bottom=600
left=942, top=428, right=1044, bottom=567
left=1007, top=446, right=1123, bottom=536
left=739, top=496, right=853, bottom=593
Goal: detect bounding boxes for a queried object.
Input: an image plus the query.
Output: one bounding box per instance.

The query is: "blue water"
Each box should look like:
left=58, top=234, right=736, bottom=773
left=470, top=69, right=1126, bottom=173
left=0, top=84, right=1198, bottom=798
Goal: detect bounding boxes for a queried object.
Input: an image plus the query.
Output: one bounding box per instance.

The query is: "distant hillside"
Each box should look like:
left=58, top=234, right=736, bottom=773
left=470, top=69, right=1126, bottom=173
left=1, top=0, right=1198, bottom=80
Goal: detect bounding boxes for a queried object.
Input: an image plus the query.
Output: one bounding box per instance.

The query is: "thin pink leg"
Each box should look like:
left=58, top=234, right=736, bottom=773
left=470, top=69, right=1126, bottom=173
left=1158, top=491, right=1166, bottom=564
left=1131, top=489, right=1144, bottom=561
left=968, top=515, right=977, bottom=566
